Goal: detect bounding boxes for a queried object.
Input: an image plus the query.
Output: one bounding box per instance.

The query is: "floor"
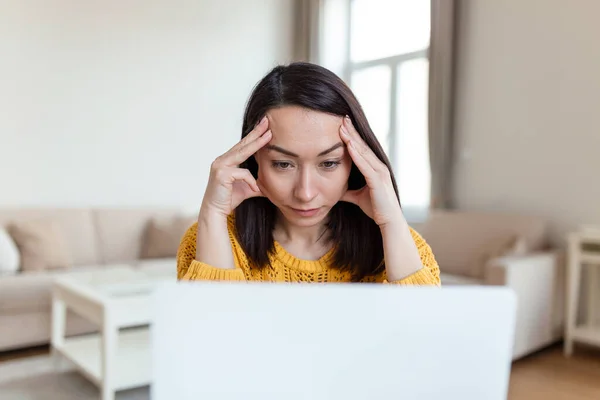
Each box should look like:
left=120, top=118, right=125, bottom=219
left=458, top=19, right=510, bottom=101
left=1, top=343, right=600, bottom=399
left=0, top=347, right=148, bottom=400
left=0, top=344, right=50, bottom=363
left=508, top=344, right=600, bottom=399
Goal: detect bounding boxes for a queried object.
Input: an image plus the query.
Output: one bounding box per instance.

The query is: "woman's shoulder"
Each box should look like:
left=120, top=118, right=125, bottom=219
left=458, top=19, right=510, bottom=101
left=177, top=213, right=242, bottom=276
left=179, top=220, right=198, bottom=257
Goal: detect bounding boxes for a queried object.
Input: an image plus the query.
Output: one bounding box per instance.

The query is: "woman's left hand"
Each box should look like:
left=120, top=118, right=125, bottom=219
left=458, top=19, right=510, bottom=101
left=339, top=116, right=403, bottom=228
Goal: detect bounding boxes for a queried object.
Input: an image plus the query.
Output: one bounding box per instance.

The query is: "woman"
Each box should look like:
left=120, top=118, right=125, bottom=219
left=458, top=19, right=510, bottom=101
left=177, top=62, right=440, bottom=285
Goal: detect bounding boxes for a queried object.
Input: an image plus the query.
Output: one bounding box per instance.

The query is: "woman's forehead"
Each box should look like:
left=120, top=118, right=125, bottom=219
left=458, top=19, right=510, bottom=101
left=266, top=106, right=342, bottom=147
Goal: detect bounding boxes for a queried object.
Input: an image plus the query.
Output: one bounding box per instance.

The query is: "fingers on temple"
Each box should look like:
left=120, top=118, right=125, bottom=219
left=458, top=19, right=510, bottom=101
left=341, top=116, right=388, bottom=175
left=224, top=117, right=272, bottom=165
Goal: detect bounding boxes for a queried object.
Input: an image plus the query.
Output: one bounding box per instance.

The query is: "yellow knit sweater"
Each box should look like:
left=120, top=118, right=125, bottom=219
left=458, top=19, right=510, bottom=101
left=177, top=216, right=440, bottom=285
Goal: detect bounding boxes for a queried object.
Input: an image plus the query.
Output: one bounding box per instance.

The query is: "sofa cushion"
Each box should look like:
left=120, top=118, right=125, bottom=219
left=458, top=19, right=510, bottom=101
left=0, top=209, right=101, bottom=267
left=7, top=219, right=73, bottom=272
left=0, top=264, right=134, bottom=314
left=468, top=235, right=528, bottom=278
left=93, top=208, right=184, bottom=263
left=419, top=210, right=547, bottom=279
left=140, top=216, right=196, bottom=259
left=0, top=269, right=74, bottom=314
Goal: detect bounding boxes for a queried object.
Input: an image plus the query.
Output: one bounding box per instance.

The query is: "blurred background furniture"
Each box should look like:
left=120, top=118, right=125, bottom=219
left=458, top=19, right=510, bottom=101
left=52, top=265, right=169, bottom=400
left=413, top=210, right=565, bottom=360
left=0, top=208, right=194, bottom=352
left=564, top=227, right=600, bottom=356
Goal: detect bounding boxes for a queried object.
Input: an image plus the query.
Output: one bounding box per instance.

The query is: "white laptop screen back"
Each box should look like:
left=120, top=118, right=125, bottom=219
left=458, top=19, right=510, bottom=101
left=152, top=283, right=516, bottom=400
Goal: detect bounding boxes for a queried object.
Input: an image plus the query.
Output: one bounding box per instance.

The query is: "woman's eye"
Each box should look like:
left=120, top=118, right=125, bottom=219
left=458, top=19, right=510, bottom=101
left=321, top=161, right=341, bottom=169
left=272, top=161, right=293, bottom=170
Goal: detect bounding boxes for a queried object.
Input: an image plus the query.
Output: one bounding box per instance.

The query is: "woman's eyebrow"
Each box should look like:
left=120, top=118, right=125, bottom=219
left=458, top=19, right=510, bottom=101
left=266, top=142, right=344, bottom=158
left=318, top=142, right=344, bottom=156
left=266, top=145, right=298, bottom=157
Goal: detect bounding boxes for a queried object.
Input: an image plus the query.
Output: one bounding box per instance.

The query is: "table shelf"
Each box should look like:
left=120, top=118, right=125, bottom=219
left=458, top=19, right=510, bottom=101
left=570, top=326, right=600, bottom=347
left=565, top=231, right=600, bottom=356
left=55, top=327, right=151, bottom=391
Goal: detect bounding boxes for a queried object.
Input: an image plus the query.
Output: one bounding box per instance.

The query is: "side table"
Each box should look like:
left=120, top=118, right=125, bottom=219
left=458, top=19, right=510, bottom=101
left=51, top=266, right=171, bottom=400
left=564, top=229, right=600, bottom=356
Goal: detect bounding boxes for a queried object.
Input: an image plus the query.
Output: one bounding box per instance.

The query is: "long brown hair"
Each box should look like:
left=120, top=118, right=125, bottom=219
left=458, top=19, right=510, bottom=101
left=235, top=62, right=401, bottom=281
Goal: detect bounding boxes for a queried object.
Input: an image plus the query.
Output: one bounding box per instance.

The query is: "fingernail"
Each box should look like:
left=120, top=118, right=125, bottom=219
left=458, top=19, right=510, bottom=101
left=345, top=115, right=351, bottom=122
left=263, top=130, right=272, bottom=138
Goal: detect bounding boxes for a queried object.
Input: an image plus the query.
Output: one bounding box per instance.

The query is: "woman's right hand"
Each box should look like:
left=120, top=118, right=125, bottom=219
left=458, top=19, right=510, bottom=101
left=200, top=116, right=272, bottom=218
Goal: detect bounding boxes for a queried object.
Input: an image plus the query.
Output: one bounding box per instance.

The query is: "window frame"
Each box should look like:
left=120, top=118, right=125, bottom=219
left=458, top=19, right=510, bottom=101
left=340, top=0, right=431, bottom=222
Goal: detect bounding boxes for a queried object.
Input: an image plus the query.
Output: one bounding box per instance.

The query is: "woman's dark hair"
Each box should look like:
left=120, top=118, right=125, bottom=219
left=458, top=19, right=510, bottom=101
left=235, top=62, right=401, bottom=281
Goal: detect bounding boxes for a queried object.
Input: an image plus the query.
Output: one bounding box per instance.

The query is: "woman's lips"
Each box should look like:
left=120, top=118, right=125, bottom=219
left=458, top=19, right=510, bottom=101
left=290, top=207, right=320, bottom=217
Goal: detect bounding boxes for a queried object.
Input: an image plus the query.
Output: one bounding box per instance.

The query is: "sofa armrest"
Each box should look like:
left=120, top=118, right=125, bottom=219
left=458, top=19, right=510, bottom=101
left=484, top=251, right=558, bottom=284
left=484, top=251, right=565, bottom=359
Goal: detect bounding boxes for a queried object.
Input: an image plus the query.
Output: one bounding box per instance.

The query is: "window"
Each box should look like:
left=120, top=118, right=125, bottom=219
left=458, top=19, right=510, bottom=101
left=320, top=0, right=431, bottom=221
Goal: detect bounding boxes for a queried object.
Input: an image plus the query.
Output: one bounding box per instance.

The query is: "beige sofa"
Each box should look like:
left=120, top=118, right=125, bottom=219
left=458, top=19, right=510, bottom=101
left=1, top=207, right=565, bottom=359
left=0, top=208, right=192, bottom=352
left=415, top=209, right=565, bottom=360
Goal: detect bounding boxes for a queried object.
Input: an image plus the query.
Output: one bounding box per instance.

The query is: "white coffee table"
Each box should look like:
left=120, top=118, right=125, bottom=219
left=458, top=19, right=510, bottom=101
left=51, top=265, right=172, bottom=400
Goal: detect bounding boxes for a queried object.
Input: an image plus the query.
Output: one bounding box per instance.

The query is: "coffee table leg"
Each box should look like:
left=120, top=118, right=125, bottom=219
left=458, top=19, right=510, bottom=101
left=51, top=296, right=66, bottom=369
left=101, top=314, right=117, bottom=400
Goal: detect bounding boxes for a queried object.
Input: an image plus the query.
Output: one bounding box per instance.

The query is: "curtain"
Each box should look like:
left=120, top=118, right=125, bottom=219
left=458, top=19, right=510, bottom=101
left=428, top=0, right=458, bottom=209
left=293, top=0, right=322, bottom=63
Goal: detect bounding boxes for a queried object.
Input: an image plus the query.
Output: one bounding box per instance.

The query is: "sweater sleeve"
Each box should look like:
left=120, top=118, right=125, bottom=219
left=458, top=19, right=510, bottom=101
left=382, top=227, right=441, bottom=286
left=176, top=220, right=246, bottom=281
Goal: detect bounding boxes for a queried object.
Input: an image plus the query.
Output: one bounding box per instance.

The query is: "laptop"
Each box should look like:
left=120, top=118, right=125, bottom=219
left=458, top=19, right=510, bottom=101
left=151, top=283, right=516, bottom=400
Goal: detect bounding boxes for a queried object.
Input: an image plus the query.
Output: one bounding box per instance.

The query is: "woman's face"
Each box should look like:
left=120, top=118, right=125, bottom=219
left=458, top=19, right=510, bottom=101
left=255, top=106, right=353, bottom=228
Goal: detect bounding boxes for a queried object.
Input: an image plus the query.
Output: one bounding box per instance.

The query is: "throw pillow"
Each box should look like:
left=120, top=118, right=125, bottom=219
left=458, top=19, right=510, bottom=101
left=0, top=227, right=20, bottom=275
left=469, top=235, right=528, bottom=278
left=140, top=215, right=196, bottom=259
left=7, top=219, right=73, bottom=272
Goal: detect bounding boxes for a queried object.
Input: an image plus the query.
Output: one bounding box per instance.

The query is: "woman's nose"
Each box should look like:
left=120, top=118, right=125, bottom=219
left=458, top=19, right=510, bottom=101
left=294, top=169, right=318, bottom=203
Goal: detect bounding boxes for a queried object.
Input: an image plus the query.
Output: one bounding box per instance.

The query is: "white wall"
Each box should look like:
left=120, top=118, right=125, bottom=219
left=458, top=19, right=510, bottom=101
left=453, top=0, right=600, bottom=245
left=0, top=0, right=295, bottom=209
